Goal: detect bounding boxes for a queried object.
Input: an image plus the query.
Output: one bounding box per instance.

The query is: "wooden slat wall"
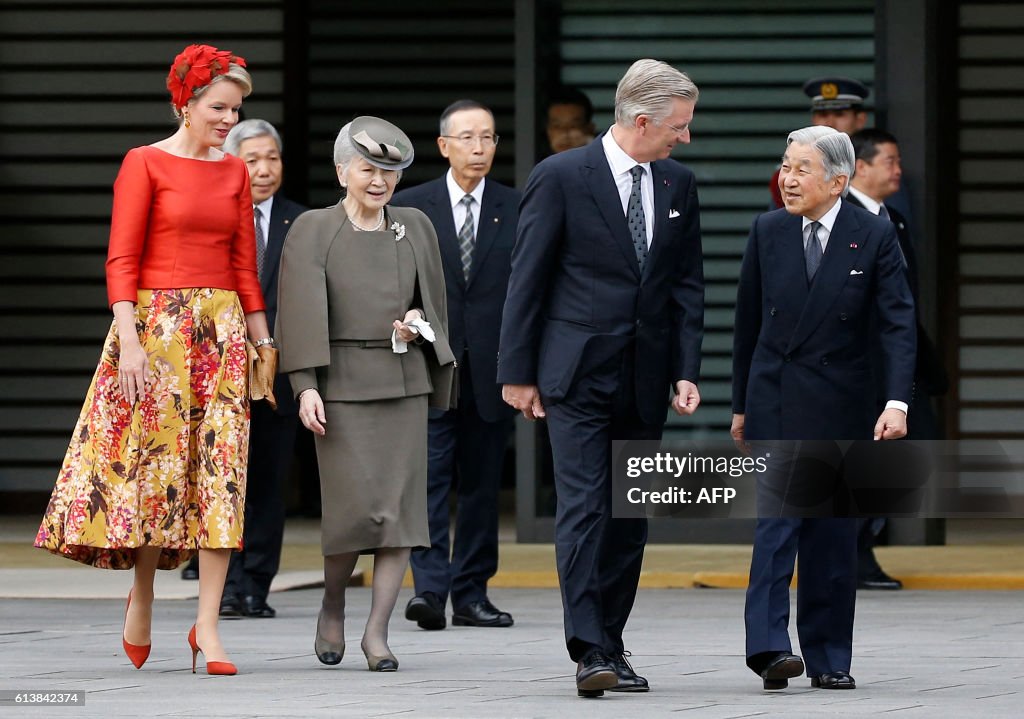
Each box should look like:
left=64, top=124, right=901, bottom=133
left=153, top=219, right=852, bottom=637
left=953, top=1, right=1024, bottom=443
left=304, top=1, right=517, bottom=207
left=558, top=0, right=875, bottom=435
left=0, top=0, right=286, bottom=491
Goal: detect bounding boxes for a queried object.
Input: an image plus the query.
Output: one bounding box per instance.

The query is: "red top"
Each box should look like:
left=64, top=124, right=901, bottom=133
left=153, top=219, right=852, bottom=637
left=105, top=145, right=265, bottom=313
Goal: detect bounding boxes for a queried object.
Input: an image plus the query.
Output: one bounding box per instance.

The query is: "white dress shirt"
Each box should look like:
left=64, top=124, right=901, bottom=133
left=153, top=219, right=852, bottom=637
left=446, top=169, right=485, bottom=237
left=602, top=128, right=654, bottom=247
left=847, top=185, right=883, bottom=216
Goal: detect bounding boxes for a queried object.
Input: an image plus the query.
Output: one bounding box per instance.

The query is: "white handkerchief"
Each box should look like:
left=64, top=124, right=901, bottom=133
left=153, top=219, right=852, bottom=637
left=668, top=209, right=680, bottom=218
left=391, top=318, right=436, bottom=354
left=850, top=269, right=864, bottom=276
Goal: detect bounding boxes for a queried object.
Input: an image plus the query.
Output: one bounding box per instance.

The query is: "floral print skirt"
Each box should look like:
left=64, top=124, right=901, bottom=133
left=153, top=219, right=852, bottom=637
left=34, top=288, right=249, bottom=570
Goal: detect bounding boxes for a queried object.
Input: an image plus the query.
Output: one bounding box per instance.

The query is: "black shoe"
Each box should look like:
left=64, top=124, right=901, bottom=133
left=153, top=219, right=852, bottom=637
left=405, top=592, right=446, bottom=630
left=811, top=671, right=856, bottom=689
left=759, top=652, right=805, bottom=690
left=576, top=649, right=618, bottom=698
left=242, top=595, right=276, bottom=618
left=858, top=569, right=903, bottom=590
left=608, top=651, right=649, bottom=692
left=452, top=599, right=513, bottom=628
left=180, top=557, right=199, bottom=581
left=219, top=594, right=244, bottom=619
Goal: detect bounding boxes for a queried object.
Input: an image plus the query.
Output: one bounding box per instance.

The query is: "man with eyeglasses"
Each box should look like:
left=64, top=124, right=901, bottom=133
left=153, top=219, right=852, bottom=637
left=391, top=99, right=519, bottom=632
left=499, top=59, right=705, bottom=697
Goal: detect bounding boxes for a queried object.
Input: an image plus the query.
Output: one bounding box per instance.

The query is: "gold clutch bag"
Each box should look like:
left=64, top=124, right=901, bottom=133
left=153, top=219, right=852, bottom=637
left=247, top=341, right=279, bottom=411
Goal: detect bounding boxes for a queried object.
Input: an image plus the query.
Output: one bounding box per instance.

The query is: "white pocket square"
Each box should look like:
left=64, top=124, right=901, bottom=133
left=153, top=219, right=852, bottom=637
left=668, top=209, right=680, bottom=218
left=850, top=269, right=864, bottom=276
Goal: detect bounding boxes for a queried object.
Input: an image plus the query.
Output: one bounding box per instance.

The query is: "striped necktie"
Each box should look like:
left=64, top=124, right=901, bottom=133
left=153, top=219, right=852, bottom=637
left=458, top=194, right=475, bottom=281
left=254, top=206, right=266, bottom=282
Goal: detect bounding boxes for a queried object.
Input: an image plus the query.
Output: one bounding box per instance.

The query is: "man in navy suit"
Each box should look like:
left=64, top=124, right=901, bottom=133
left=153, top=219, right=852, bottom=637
left=499, top=59, right=705, bottom=697
left=391, top=100, right=519, bottom=631
left=847, top=128, right=948, bottom=590
left=219, top=119, right=308, bottom=619
left=732, top=126, right=916, bottom=691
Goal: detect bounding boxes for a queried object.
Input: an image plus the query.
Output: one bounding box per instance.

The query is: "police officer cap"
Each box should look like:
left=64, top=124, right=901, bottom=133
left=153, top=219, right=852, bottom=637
left=802, top=76, right=870, bottom=111
left=348, top=116, right=414, bottom=171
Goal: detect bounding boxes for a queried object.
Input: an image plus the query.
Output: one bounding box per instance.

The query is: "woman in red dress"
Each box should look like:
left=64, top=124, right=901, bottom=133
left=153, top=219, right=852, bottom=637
left=34, top=44, right=273, bottom=676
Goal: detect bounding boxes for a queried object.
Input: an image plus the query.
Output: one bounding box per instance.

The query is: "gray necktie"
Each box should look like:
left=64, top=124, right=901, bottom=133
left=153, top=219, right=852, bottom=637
left=254, top=206, right=266, bottom=282
left=878, top=204, right=890, bottom=221
left=805, top=221, right=823, bottom=283
left=627, top=165, right=648, bottom=273
left=458, top=194, right=475, bottom=281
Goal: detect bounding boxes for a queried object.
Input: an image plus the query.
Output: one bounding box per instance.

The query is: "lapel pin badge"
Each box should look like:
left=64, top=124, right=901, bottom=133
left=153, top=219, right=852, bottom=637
left=663, top=178, right=670, bottom=186
left=849, top=242, right=858, bottom=249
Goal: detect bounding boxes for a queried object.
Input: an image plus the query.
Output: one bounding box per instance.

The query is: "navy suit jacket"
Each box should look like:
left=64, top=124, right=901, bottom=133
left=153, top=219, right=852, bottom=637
left=392, top=177, right=519, bottom=422
left=263, top=194, right=307, bottom=416
left=497, top=134, right=704, bottom=426
left=844, top=194, right=948, bottom=399
left=732, top=200, right=917, bottom=440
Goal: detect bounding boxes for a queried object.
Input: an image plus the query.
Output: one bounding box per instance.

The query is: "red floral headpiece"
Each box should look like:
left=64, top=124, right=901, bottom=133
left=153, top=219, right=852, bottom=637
left=166, top=44, right=247, bottom=110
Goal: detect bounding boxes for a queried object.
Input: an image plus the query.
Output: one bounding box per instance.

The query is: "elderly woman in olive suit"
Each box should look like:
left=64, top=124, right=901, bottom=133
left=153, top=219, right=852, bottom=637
left=276, top=116, right=456, bottom=672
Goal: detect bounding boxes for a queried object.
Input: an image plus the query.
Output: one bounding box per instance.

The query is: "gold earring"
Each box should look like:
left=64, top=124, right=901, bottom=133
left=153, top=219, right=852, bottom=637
left=184, top=114, right=191, bottom=129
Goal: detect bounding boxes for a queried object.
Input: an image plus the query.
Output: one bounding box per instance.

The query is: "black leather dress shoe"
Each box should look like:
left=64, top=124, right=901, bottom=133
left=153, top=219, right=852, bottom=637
left=243, top=595, right=276, bottom=618
left=219, top=594, right=243, bottom=619
left=180, top=557, right=199, bottom=581
left=858, top=569, right=903, bottom=590
left=608, top=651, right=649, bottom=692
left=452, top=599, right=513, bottom=627
left=576, top=649, right=618, bottom=698
left=760, top=652, right=805, bottom=690
left=811, top=671, right=856, bottom=689
left=405, top=592, right=446, bottom=630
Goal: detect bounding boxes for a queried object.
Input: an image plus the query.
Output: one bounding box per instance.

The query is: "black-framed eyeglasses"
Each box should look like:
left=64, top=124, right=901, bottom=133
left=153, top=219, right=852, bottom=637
left=441, top=134, right=500, bottom=148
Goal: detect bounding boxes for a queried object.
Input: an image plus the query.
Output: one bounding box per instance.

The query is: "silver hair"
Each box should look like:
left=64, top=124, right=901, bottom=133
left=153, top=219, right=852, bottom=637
left=786, top=125, right=855, bottom=195
left=332, top=121, right=402, bottom=185
left=614, top=59, right=699, bottom=126
left=223, top=119, right=282, bottom=157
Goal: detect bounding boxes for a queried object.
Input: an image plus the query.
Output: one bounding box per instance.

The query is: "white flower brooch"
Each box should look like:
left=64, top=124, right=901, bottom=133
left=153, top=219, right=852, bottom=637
left=391, top=221, right=406, bottom=241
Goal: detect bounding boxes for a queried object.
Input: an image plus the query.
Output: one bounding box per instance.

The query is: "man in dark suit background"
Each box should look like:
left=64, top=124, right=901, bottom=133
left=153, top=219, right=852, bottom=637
left=391, top=100, right=518, bottom=630
left=499, top=59, right=705, bottom=697
left=732, top=126, right=916, bottom=691
left=847, top=128, right=948, bottom=589
left=218, top=119, right=308, bottom=618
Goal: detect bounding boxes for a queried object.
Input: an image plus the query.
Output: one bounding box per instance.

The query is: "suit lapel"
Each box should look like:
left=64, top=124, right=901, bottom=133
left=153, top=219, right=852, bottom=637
left=643, top=161, right=672, bottom=279
left=581, top=137, right=640, bottom=279
left=788, top=202, right=864, bottom=352
left=262, top=199, right=290, bottom=296
left=424, top=179, right=465, bottom=290
left=468, top=183, right=503, bottom=288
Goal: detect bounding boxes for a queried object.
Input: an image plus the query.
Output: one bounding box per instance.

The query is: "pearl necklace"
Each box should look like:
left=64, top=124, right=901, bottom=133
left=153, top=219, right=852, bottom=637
left=349, top=208, right=385, bottom=232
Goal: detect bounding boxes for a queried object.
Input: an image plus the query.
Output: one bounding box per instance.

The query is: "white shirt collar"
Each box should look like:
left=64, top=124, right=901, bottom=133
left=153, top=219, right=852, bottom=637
left=602, top=127, right=651, bottom=178
left=847, top=185, right=882, bottom=215
left=802, top=197, right=843, bottom=234
left=446, top=169, right=485, bottom=209
left=255, top=195, right=274, bottom=218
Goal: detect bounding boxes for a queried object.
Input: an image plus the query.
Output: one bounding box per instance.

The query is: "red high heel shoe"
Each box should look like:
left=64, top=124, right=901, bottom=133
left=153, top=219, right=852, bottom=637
left=187, top=624, right=237, bottom=676
left=122, top=589, right=151, bottom=669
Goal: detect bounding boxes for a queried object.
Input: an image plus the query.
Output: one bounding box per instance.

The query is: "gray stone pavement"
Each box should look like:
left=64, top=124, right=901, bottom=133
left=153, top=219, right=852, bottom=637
left=1, top=587, right=1022, bottom=718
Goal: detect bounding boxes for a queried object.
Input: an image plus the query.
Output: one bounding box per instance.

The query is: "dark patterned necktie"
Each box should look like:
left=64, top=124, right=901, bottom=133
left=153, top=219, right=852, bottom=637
left=254, top=206, right=266, bottom=282
left=627, top=165, right=648, bottom=273
left=458, top=194, right=475, bottom=281
left=805, top=220, right=822, bottom=283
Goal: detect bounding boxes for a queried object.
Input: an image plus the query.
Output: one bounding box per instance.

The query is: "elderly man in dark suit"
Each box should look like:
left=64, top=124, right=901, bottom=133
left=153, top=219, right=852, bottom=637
left=499, top=59, right=705, bottom=698
left=847, top=128, right=948, bottom=590
left=217, top=119, right=308, bottom=618
left=391, top=100, right=519, bottom=631
left=732, top=125, right=916, bottom=691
